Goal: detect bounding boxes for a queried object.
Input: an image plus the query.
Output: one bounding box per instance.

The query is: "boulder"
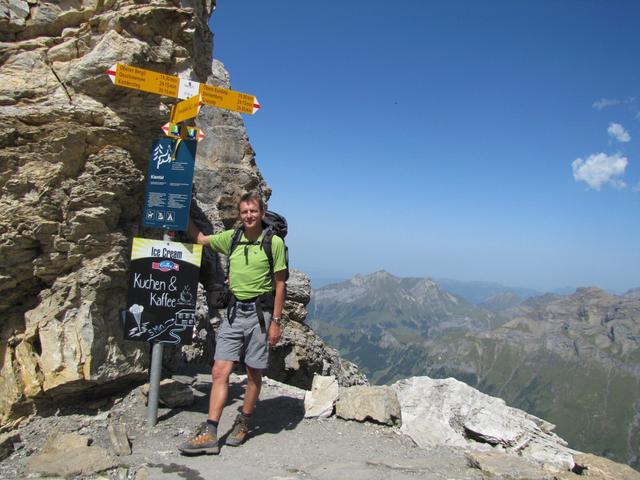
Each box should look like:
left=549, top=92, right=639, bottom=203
left=393, top=376, right=577, bottom=471
left=336, top=385, right=401, bottom=426
left=135, top=465, right=151, bottom=480
left=304, top=375, right=339, bottom=418
left=26, top=432, right=116, bottom=478
left=283, top=270, right=311, bottom=324
left=142, top=379, right=194, bottom=408
left=566, top=453, right=640, bottom=480
left=286, top=269, right=312, bottom=306
left=466, top=450, right=557, bottom=479
left=107, top=423, right=131, bottom=456
left=40, top=431, right=89, bottom=452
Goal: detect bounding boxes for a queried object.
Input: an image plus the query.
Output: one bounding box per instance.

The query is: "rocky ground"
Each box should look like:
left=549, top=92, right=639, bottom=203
left=0, top=374, right=468, bottom=480
left=2, top=373, right=640, bottom=480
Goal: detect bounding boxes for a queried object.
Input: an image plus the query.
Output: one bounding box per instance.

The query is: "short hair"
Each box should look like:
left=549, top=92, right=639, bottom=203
left=238, top=191, right=265, bottom=212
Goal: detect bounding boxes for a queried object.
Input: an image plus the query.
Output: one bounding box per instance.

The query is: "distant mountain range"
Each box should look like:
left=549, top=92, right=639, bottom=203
left=309, top=272, right=633, bottom=301
left=309, top=271, right=640, bottom=468
left=433, top=277, right=541, bottom=304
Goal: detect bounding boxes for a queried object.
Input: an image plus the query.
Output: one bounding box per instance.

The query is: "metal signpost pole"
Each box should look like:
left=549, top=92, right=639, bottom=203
left=146, top=229, right=168, bottom=427
left=147, top=341, right=164, bottom=427
left=145, top=229, right=175, bottom=427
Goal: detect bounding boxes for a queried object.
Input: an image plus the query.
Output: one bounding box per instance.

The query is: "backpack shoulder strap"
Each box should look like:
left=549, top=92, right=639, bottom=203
left=228, top=227, right=244, bottom=257
left=260, top=227, right=275, bottom=276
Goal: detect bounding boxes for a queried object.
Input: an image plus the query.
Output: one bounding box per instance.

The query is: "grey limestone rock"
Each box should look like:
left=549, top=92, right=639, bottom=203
left=142, top=378, right=195, bottom=408
left=283, top=269, right=311, bottom=324
left=336, top=385, right=401, bottom=426
left=393, top=376, right=577, bottom=472
left=287, top=269, right=312, bottom=306
left=26, top=432, right=117, bottom=478
left=466, top=450, right=558, bottom=479
left=303, top=374, right=339, bottom=418
left=565, top=453, right=640, bottom=480
left=107, top=423, right=131, bottom=456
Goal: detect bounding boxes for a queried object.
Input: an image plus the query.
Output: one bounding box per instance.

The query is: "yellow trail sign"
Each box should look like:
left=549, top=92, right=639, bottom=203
left=107, top=63, right=260, bottom=115
left=170, top=95, right=202, bottom=124
left=108, top=63, right=180, bottom=98
left=200, top=84, right=259, bottom=116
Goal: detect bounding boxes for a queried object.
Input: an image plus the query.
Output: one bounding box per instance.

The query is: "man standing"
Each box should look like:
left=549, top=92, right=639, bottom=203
left=179, top=192, right=286, bottom=455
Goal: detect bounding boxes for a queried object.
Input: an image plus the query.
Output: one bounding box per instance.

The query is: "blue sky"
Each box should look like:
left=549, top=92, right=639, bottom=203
left=209, top=1, right=640, bottom=293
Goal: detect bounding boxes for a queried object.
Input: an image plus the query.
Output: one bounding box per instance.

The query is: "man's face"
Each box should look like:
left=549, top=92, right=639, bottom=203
left=238, top=200, right=263, bottom=229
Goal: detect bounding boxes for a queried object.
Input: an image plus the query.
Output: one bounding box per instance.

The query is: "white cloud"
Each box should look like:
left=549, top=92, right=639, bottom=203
left=607, top=122, right=631, bottom=143
left=592, top=96, right=637, bottom=111
left=634, top=182, right=640, bottom=193
left=593, top=98, right=621, bottom=110
left=572, top=153, right=628, bottom=190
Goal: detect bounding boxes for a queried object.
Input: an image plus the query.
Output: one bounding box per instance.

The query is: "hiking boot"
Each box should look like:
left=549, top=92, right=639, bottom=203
left=226, top=413, right=250, bottom=447
left=178, top=422, right=219, bottom=455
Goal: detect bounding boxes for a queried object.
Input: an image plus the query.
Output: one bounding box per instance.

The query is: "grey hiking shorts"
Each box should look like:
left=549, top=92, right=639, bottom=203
left=214, top=304, right=271, bottom=369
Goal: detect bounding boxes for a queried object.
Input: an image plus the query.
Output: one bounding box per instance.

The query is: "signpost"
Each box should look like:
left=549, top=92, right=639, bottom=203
left=107, top=63, right=261, bottom=115
left=109, top=62, right=259, bottom=427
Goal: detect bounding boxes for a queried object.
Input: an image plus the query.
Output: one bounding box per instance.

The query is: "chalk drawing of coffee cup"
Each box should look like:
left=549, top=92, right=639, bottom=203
left=129, top=304, right=144, bottom=331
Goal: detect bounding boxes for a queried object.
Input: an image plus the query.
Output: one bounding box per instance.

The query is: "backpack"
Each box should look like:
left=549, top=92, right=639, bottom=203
left=229, top=210, right=289, bottom=281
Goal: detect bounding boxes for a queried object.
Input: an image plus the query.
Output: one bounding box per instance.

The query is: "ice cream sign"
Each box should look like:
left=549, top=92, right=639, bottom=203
left=124, top=237, right=202, bottom=344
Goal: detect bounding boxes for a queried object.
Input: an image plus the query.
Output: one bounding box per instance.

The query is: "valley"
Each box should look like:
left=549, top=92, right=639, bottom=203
left=309, top=271, right=640, bottom=467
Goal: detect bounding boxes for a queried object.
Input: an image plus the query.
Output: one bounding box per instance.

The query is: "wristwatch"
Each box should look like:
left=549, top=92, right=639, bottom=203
left=272, top=316, right=282, bottom=326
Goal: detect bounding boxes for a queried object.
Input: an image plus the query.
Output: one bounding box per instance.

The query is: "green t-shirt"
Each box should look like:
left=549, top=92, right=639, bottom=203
left=208, top=229, right=286, bottom=300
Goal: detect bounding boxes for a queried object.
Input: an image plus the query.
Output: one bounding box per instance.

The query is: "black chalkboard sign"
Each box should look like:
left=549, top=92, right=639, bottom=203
left=124, top=237, right=202, bottom=344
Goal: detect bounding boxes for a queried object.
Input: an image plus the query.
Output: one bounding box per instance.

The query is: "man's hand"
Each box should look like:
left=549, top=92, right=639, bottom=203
left=187, top=218, right=210, bottom=246
left=268, top=321, right=281, bottom=347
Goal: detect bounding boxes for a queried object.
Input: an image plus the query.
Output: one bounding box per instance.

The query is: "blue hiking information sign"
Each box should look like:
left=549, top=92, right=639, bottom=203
left=143, top=137, right=197, bottom=231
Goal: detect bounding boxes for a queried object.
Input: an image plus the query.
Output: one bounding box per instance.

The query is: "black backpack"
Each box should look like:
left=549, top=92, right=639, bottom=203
left=229, top=210, right=289, bottom=281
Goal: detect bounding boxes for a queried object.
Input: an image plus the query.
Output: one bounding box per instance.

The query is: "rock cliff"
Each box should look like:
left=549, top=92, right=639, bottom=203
left=0, top=0, right=363, bottom=429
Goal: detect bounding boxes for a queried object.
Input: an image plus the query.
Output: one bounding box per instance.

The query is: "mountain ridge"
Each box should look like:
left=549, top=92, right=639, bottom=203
left=310, top=270, right=498, bottom=338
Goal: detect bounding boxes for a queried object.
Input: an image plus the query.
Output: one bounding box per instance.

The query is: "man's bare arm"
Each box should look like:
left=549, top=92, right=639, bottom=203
left=272, top=270, right=286, bottom=319
left=267, top=270, right=287, bottom=347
